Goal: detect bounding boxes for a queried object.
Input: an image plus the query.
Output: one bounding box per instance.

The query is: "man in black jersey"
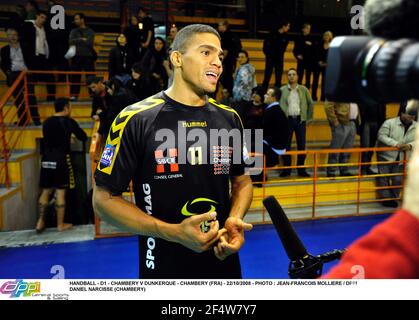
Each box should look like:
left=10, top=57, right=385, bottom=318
left=36, top=98, right=88, bottom=233
left=93, top=24, right=254, bottom=278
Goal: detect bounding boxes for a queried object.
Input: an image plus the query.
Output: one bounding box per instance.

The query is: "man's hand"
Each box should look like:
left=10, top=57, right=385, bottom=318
left=297, top=55, right=303, bottom=60
left=403, top=128, right=419, bottom=219
left=214, top=217, right=253, bottom=260
left=175, top=211, right=223, bottom=253
left=397, top=144, right=412, bottom=151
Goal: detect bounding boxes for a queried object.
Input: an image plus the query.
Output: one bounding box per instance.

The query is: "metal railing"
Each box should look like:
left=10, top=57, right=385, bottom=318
left=89, top=139, right=408, bottom=237
left=0, top=70, right=108, bottom=188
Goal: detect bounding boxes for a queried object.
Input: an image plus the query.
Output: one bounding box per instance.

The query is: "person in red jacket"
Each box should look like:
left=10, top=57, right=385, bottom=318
left=324, top=105, right=419, bottom=279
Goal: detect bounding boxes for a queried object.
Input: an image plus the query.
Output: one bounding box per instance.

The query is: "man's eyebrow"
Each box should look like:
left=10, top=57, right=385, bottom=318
left=198, top=45, right=224, bottom=56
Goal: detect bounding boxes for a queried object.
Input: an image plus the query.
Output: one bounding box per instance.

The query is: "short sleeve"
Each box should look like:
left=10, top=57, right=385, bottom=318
left=230, top=113, right=246, bottom=177
left=95, top=114, right=142, bottom=195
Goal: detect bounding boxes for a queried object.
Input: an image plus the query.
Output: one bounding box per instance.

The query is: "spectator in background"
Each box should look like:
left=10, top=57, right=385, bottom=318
left=312, top=31, right=333, bottom=101
left=87, top=76, right=109, bottom=123
left=262, top=20, right=290, bottom=91
left=137, top=7, right=154, bottom=61
left=69, top=13, right=96, bottom=101
left=124, top=15, right=142, bottom=63
left=25, top=0, right=39, bottom=20
left=245, top=86, right=266, bottom=186
left=21, top=10, right=56, bottom=102
left=233, top=50, right=257, bottom=101
left=218, top=20, right=241, bottom=94
left=166, top=24, right=179, bottom=51
left=232, top=50, right=257, bottom=119
left=47, top=0, right=70, bottom=82
left=263, top=87, right=290, bottom=173
left=279, top=68, right=314, bottom=177
left=87, top=76, right=135, bottom=141
left=245, top=86, right=265, bottom=131
left=141, top=37, right=169, bottom=91
left=36, top=98, right=87, bottom=233
left=324, top=101, right=357, bottom=177
left=108, top=33, right=134, bottom=84
left=376, top=102, right=417, bottom=208
left=126, top=62, right=156, bottom=100
left=1, top=28, right=40, bottom=125
left=293, top=23, right=315, bottom=92
left=359, top=101, right=386, bottom=175
left=220, top=88, right=232, bottom=106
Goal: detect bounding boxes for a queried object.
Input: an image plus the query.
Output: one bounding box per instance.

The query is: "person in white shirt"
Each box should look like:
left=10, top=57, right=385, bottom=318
left=279, top=68, right=314, bottom=177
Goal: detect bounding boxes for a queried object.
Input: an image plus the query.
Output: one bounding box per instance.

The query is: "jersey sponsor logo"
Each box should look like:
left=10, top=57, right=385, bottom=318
left=181, top=198, right=218, bottom=233
left=181, top=121, right=208, bottom=128
left=143, top=183, right=156, bottom=270
left=212, top=146, right=232, bottom=175
left=41, top=161, right=57, bottom=169
left=97, top=97, right=164, bottom=175
left=100, top=144, right=116, bottom=168
left=155, top=148, right=179, bottom=173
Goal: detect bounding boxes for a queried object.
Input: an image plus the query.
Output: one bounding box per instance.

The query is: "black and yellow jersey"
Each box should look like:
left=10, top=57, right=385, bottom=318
left=95, top=91, right=246, bottom=278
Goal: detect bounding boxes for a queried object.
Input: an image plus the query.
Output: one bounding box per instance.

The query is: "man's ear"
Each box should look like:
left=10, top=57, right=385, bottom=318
left=170, top=50, right=182, bottom=68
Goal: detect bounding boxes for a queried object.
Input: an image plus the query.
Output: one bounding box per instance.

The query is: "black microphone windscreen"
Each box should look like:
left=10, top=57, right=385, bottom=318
left=263, top=196, right=308, bottom=261
left=365, top=0, right=419, bottom=39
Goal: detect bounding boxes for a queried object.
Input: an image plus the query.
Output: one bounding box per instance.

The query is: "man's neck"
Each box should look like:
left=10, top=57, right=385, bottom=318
left=165, top=81, right=206, bottom=107
left=289, top=83, right=298, bottom=89
left=10, top=42, right=19, bottom=48
left=35, top=22, right=43, bottom=28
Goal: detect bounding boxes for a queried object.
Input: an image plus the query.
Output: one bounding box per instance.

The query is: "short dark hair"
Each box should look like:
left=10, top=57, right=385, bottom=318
left=55, top=97, right=69, bottom=112
left=131, top=62, right=145, bottom=74
left=5, top=27, right=18, bottom=34
left=74, top=12, right=86, bottom=20
left=279, top=20, right=291, bottom=28
left=269, top=87, right=282, bottom=101
left=238, top=50, right=249, bottom=63
left=172, top=24, right=220, bottom=53
left=138, top=6, right=146, bottom=14
left=86, top=76, right=103, bottom=86
left=36, top=9, right=47, bottom=16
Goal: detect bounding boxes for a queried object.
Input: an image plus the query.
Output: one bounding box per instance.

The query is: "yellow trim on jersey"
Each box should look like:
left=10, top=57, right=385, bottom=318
left=98, top=97, right=165, bottom=175
left=208, top=98, right=244, bottom=129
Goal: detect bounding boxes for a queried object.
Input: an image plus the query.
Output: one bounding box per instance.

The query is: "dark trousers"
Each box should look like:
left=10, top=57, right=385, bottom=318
left=8, top=71, right=40, bottom=124
left=70, top=56, right=95, bottom=97
left=360, top=121, right=380, bottom=170
left=297, top=61, right=313, bottom=90
left=312, top=67, right=325, bottom=101
left=31, top=54, right=56, bottom=101
left=283, top=116, right=307, bottom=172
left=262, top=56, right=284, bottom=90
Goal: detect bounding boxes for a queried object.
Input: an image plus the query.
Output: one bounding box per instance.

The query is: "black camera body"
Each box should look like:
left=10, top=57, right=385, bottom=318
left=325, top=0, right=419, bottom=104
left=325, top=36, right=419, bottom=104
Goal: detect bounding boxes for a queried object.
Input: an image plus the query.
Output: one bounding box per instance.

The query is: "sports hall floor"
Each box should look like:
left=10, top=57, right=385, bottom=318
left=0, top=214, right=388, bottom=279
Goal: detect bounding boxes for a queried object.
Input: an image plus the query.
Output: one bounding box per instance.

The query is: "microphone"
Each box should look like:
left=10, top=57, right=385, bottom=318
left=263, top=196, right=345, bottom=279
left=365, top=0, right=419, bottom=39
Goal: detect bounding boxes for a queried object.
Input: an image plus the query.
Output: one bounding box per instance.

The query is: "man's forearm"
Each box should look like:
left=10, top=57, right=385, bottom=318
left=93, top=185, right=178, bottom=241
left=229, top=175, right=253, bottom=219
